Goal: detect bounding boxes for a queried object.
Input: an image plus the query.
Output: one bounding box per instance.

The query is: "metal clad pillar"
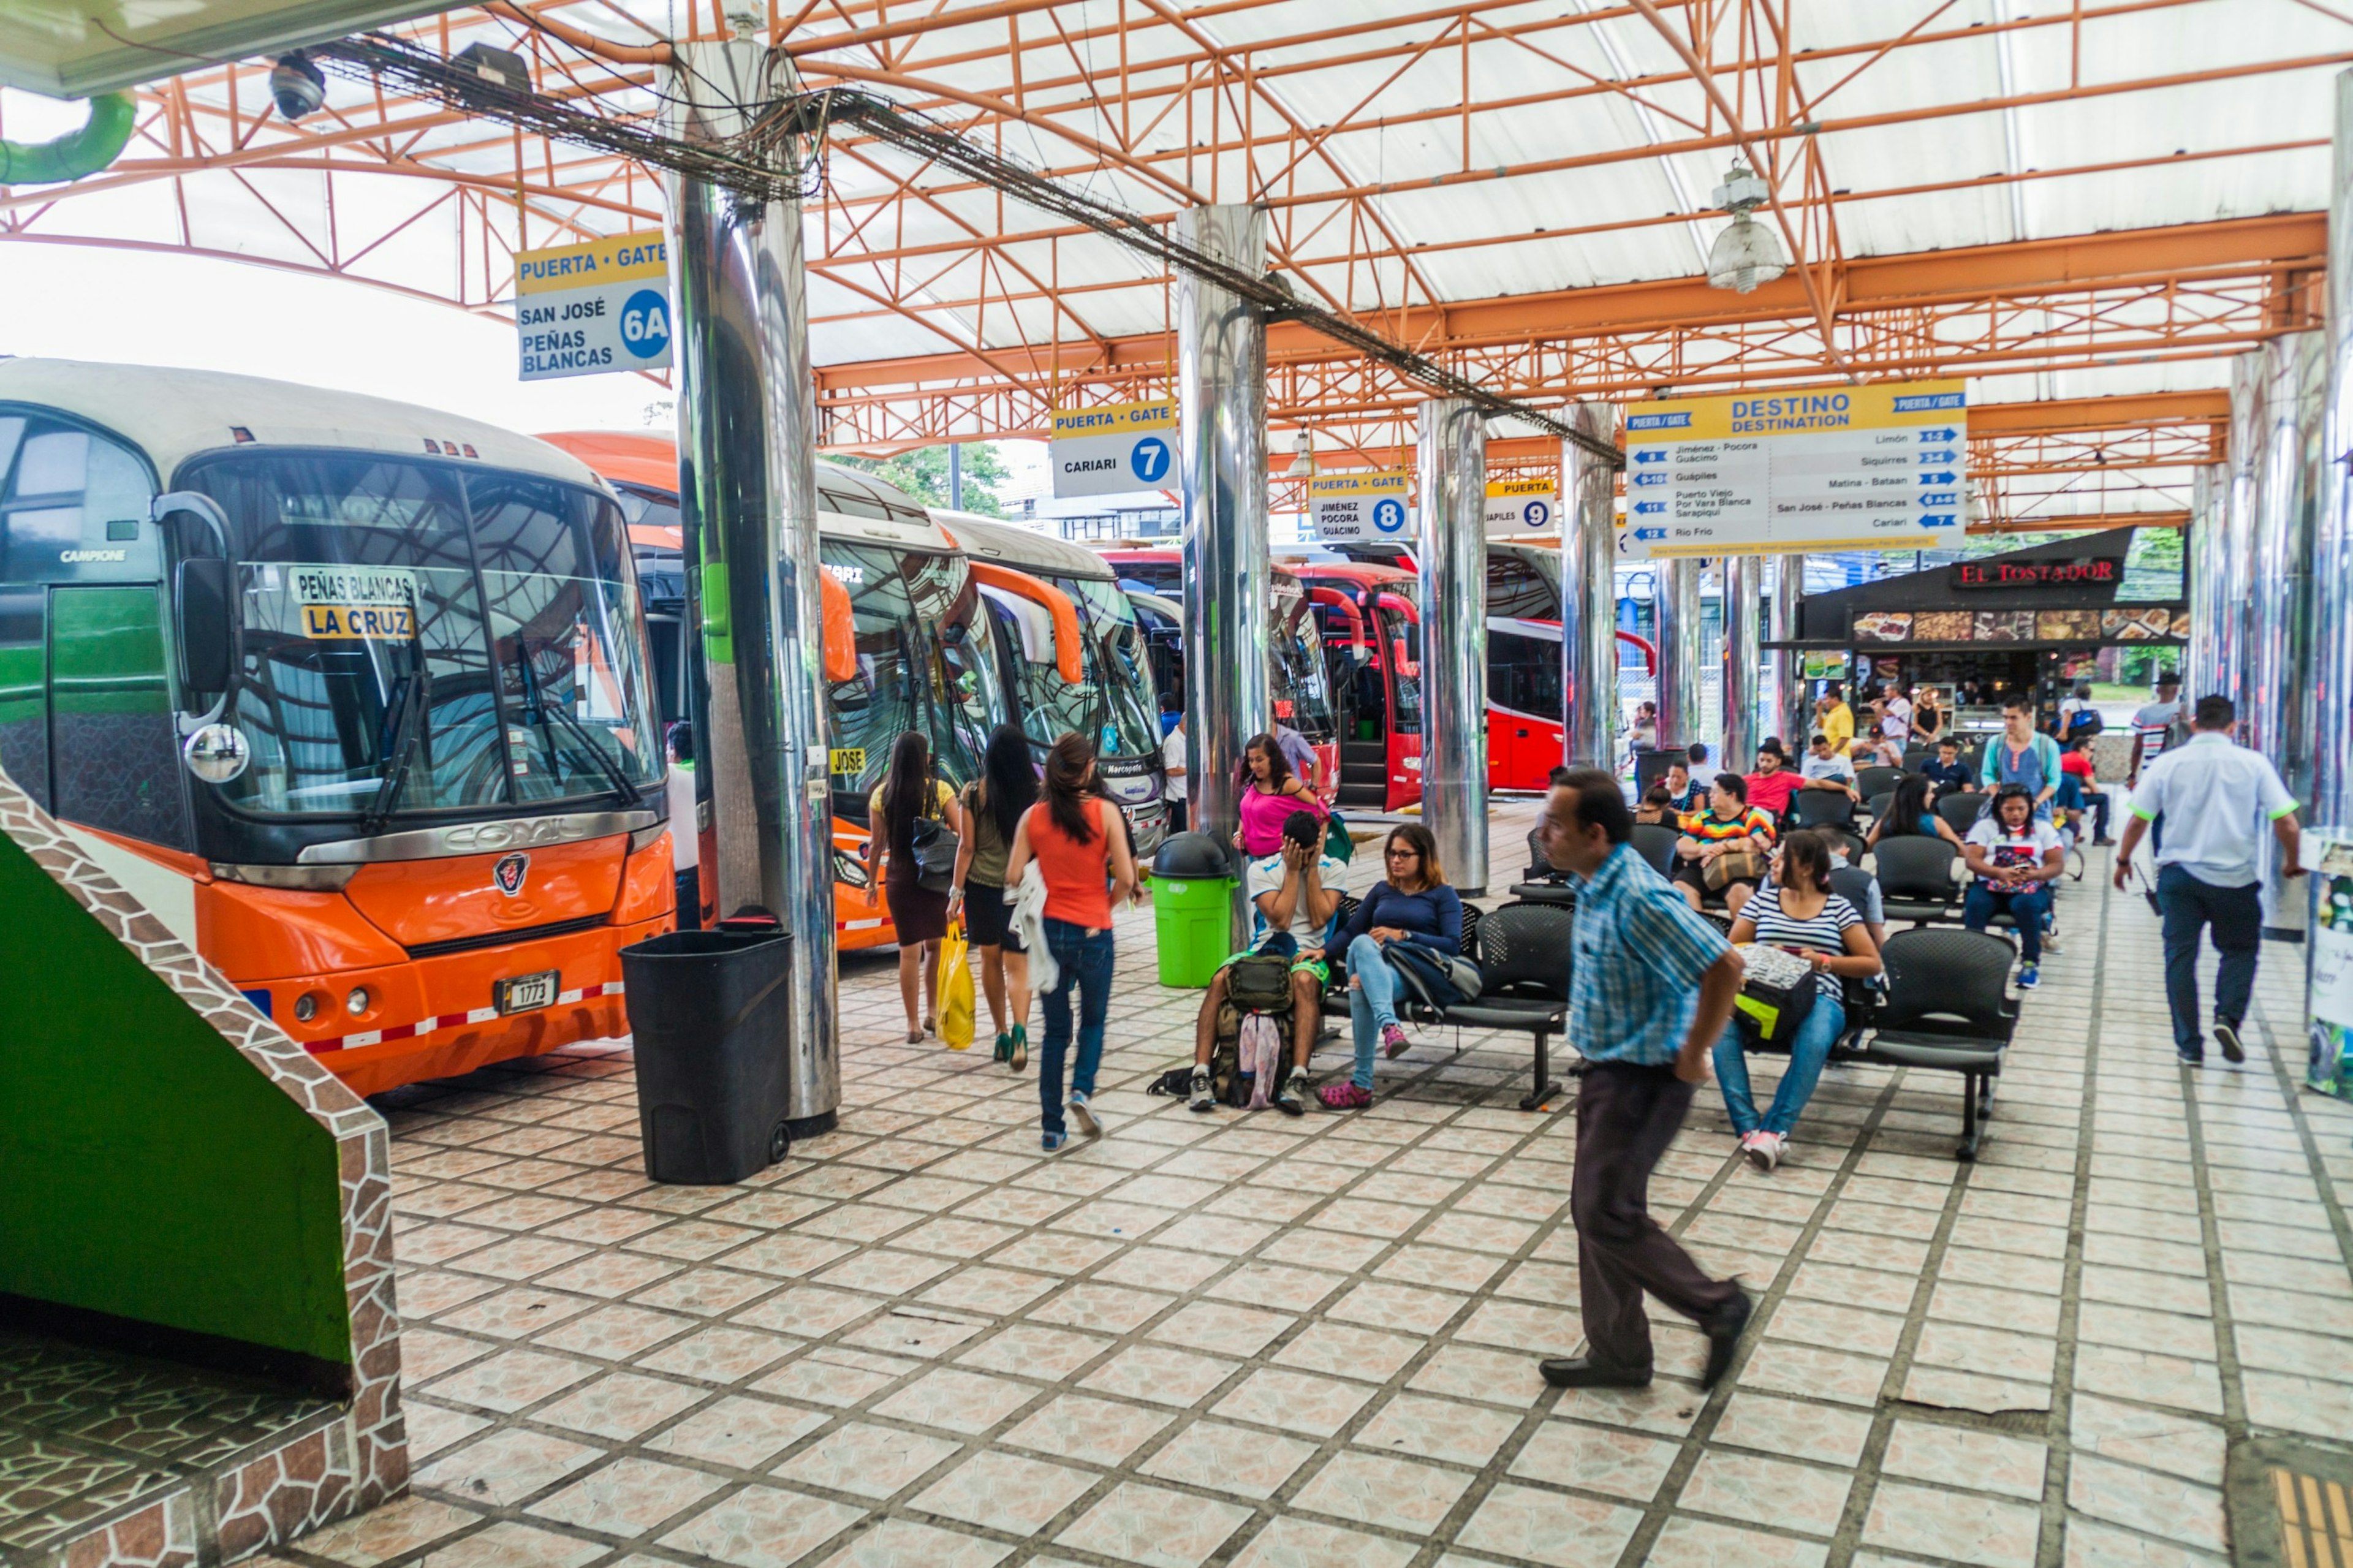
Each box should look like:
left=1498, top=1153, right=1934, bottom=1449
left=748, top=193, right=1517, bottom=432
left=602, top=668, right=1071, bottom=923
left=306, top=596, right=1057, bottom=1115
left=2223, top=349, right=2270, bottom=709
left=2249, top=330, right=2326, bottom=938
left=2317, top=68, right=2353, bottom=838
left=1173, top=204, right=1269, bottom=945
left=662, top=39, right=837, bottom=1133
left=1654, top=557, right=1704, bottom=749
left=1770, top=555, right=1806, bottom=749
left=1722, top=553, right=1760, bottom=773
left=2187, top=463, right=2227, bottom=702
left=1418, top=398, right=1487, bottom=895
left=1561, top=406, right=1620, bottom=768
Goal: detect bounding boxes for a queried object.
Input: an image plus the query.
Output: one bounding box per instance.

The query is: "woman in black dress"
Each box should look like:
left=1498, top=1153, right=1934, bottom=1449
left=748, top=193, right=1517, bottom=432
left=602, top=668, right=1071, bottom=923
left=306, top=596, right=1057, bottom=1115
left=865, top=732, right=962, bottom=1043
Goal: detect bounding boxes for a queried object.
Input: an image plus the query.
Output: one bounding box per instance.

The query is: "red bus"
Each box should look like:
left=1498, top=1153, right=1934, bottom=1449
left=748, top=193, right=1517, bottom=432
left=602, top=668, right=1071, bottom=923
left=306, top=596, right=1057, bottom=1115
left=1094, top=548, right=1340, bottom=802
left=1484, top=542, right=1656, bottom=789
left=1279, top=561, right=1424, bottom=812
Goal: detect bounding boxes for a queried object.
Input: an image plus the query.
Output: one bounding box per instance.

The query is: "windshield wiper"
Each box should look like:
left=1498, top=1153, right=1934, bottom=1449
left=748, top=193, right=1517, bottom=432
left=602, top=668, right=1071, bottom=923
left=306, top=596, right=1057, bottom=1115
left=362, top=650, right=431, bottom=838
left=512, top=638, right=643, bottom=808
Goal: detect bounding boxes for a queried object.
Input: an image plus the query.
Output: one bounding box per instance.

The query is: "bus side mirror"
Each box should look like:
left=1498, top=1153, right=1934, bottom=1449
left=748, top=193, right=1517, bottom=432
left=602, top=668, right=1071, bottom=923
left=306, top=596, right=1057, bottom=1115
left=175, top=556, right=233, bottom=693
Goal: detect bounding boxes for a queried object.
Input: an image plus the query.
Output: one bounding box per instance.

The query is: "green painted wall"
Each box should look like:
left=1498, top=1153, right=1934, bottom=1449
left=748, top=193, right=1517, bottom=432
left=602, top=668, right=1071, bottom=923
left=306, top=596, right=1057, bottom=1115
left=0, top=828, right=352, bottom=1367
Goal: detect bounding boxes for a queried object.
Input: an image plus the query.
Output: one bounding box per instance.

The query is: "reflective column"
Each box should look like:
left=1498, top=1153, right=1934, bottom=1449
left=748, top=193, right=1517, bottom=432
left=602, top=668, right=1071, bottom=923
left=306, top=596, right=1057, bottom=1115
left=2318, top=67, right=2353, bottom=841
left=1561, top=406, right=1620, bottom=768
left=2250, top=330, right=2326, bottom=939
left=2187, top=463, right=2227, bottom=702
left=1771, top=554, right=1807, bottom=748
left=1653, top=557, right=1705, bottom=750
left=2222, top=349, right=2269, bottom=709
left=662, top=40, right=838, bottom=1132
left=1721, top=553, right=1760, bottom=774
left=1417, top=398, right=1487, bottom=895
left=1173, top=204, right=1270, bottom=946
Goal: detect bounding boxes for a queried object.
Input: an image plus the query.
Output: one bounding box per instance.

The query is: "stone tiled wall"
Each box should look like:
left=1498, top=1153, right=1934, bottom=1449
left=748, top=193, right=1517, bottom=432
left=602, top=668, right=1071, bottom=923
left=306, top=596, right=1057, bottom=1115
left=0, top=765, right=407, bottom=1552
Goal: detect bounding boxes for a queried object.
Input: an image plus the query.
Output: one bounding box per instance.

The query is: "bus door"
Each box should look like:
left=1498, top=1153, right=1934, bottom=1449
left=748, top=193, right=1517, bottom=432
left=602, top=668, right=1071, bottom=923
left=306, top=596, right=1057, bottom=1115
left=1374, top=594, right=1423, bottom=811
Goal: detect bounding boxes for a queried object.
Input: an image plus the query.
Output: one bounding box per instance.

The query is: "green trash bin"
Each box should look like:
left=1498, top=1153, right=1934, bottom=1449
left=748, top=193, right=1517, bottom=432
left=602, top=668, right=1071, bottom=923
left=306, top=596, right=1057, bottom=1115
left=1151, top=831, right=1236, bottom=988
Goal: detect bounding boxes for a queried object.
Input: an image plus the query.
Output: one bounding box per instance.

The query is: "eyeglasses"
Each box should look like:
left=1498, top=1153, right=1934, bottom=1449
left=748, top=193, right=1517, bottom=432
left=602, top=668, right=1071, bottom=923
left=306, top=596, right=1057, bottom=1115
left=1386, top=846, right=1421, bottom=860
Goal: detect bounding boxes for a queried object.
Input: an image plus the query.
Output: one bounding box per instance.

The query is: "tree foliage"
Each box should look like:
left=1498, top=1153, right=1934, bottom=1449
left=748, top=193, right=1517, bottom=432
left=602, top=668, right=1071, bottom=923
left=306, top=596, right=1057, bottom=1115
left=833, top=444, right=1010, bottom=518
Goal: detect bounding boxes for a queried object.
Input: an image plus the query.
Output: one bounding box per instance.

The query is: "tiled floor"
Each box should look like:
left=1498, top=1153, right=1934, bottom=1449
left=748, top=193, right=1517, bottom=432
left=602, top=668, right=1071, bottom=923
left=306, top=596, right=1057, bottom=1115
left=253, top=823, right=2353, bottom=1568
left=0, top=1330, right=338, bottom=1561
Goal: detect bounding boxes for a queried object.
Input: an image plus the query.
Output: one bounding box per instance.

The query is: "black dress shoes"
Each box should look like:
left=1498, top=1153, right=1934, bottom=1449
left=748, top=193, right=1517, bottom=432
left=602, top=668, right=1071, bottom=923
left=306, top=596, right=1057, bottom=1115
left=1700, top=1289, right=1754, bottom=1389
left=1539, top=1357, right=1652, bottom=1389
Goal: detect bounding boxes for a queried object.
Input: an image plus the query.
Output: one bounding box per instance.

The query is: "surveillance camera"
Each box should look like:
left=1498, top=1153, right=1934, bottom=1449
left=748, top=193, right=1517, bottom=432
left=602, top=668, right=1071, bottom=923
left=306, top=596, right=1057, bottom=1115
left=270, top=52, right=326, bottom=121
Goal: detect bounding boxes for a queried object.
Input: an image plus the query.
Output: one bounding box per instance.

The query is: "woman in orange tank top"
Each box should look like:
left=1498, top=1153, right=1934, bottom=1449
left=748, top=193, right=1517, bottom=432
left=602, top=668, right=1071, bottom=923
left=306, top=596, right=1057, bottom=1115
left=1006, top=733, right=1137, bottom=1151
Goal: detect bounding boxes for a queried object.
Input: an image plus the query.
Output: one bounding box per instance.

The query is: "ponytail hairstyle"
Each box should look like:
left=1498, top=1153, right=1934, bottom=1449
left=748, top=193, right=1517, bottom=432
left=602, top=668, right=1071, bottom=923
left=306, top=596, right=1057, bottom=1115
left=980, top=723, right=1036, bottom=845
left=1885, top=773, right=1934, bottom=838
left=879, top=730, right=931, bottom=846
left=1239, top=732, right=1291, bottom=793
left=1041, top=732, right=1099, bottom=844
left=1781, top=828, right=1835, bottom=893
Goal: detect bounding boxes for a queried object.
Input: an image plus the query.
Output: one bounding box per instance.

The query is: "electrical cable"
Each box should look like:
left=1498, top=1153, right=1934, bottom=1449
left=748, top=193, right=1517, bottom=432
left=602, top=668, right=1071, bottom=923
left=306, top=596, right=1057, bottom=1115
left=314, top=28, right=1617, bottom=464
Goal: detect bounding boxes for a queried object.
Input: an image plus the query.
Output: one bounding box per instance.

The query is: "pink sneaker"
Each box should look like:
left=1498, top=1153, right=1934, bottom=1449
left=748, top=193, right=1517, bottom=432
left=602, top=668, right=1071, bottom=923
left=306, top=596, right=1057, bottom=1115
left=1319, top=1081, right=1373, bottom=1110
left=1745, top=1132, right=1784, bottom=1173
left=1381, top=1023, right=1411, bottom=1059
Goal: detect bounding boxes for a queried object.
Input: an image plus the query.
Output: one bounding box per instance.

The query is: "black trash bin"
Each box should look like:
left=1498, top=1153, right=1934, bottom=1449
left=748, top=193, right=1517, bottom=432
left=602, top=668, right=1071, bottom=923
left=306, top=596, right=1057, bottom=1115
left=620, top=929, right=794, bottom=1184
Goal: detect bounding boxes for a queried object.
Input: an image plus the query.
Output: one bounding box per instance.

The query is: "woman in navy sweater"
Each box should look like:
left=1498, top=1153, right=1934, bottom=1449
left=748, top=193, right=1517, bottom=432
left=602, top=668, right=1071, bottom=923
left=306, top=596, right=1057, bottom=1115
left=1319, top=824, right=1464, bottom=1108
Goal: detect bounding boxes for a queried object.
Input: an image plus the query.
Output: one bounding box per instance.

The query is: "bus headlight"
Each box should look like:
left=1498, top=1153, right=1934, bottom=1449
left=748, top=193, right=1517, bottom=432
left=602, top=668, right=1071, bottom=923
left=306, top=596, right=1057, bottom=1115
left=346, top=987, right=371, bottom=1017
left=294, top=993, right=319, bottom=1023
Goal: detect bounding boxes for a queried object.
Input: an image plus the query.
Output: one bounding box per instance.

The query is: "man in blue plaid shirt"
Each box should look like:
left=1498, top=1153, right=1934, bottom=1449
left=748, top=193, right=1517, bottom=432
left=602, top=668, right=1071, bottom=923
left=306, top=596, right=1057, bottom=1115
left=1536, top=768, right=1754, bottom=1390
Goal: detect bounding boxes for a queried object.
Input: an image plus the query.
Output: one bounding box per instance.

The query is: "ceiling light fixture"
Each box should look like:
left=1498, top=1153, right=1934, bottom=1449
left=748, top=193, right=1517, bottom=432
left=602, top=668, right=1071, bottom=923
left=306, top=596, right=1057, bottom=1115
left=1286, top=432, right=1318, bottom=478
left=1706, top=164, right=1788, bottom=294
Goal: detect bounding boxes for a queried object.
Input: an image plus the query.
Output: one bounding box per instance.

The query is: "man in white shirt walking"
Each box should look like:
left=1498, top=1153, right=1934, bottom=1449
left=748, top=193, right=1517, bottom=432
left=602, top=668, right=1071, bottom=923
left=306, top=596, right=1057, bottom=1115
left=2112, top=695, right=2303, bottom=1066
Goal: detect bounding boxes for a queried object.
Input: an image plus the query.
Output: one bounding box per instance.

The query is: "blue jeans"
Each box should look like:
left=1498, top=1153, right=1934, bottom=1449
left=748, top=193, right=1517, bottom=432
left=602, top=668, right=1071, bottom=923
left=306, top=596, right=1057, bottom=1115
left=1039, top=918, right=1113, bottom=1134
left=1963, top=882, right=2052, bottom=963
left=2157, top=863, right=2262, bottom=1055
left=1347, top=933, right=1402, bottom=1088
left=1712, top=991, right=1845, bottom=1137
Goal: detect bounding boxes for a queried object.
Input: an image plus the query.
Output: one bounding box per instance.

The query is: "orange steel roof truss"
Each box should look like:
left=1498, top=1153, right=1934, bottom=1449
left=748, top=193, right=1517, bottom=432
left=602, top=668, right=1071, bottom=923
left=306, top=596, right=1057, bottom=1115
left=0, top=0, right=2333, bottom=531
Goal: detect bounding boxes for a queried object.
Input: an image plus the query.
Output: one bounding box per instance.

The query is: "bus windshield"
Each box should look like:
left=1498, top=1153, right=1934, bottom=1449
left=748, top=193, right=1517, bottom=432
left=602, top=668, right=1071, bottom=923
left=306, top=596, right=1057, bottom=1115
left=1271, top=581, right=1337, bottom=746
left=193, top=452, right=662, bottom=820
left=1039, top=575, right=1159, bottom=763
left=825, top=540, right=1002, bottom=821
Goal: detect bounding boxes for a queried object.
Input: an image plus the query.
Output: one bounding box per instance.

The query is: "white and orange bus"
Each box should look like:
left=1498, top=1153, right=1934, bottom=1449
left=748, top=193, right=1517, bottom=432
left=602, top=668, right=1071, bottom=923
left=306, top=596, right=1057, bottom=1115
left=0, top=360, right=673, bottom=1094
left=538, top=432, right=1014, bottom=951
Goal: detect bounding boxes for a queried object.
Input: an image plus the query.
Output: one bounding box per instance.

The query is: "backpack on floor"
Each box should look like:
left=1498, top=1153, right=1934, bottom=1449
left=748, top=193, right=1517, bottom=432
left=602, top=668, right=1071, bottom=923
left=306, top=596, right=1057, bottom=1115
left=1237, top=1013, right=1283, bottom=1109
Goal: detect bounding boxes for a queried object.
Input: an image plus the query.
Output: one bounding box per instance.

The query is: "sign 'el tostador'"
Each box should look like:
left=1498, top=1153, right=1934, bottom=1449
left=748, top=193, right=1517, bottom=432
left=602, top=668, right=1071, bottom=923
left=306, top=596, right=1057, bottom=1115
left=1623, top=378, right=1968, bottom=556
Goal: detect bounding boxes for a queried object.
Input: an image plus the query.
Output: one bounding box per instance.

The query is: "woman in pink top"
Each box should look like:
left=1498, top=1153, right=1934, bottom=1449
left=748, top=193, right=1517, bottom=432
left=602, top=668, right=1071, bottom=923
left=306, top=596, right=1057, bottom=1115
left=1006, top=734, right=1138, bottom=1151
left=1234, top=732, right=1323, bottom=857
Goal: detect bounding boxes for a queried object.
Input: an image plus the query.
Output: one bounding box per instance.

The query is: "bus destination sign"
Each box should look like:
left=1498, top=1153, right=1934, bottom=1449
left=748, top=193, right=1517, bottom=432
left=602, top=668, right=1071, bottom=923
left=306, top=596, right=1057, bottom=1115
left=1623, top=378, right=1968, bottom=557
left=513, top=232, right=673, bottom=381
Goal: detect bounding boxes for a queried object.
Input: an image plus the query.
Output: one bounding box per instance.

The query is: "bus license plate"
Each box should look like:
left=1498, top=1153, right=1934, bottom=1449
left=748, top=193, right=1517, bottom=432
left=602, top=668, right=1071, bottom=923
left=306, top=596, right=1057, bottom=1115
left=496, top=971, right=559, bottom=1014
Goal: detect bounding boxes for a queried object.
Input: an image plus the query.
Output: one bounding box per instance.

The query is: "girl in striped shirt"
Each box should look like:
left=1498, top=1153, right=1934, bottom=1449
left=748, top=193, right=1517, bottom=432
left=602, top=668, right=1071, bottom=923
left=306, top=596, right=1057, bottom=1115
left=1711, top=829, right=1882, bottom=1172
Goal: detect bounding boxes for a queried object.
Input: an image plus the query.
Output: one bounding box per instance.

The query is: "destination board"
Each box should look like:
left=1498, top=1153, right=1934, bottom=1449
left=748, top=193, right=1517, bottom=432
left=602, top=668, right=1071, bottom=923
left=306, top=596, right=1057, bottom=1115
left=1623, top=379, right=1967, bottom=556
left=1311, top=471, right=1412, bottom=544
left=1049, top=401, right=1176, bottom=498
left=513, top=232, right=672, bottom=381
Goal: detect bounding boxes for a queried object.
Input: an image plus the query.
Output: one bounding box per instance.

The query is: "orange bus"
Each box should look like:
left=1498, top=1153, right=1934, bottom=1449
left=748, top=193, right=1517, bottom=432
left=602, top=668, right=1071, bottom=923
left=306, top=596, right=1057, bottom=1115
left=538, top=433, right=1012, bottom=950
left=0, top=360, right=673, bottom=1094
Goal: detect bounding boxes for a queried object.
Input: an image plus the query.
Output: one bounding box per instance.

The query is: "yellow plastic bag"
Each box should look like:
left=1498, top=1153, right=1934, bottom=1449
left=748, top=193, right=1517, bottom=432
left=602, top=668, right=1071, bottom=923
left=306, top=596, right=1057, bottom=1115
left=937, top=922, right=976, bottom=1050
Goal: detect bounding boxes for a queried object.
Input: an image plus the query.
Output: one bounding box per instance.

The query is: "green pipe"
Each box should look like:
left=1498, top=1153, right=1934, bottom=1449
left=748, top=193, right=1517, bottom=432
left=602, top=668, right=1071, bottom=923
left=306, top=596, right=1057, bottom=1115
left=1, top=92, right=137, bottom=186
